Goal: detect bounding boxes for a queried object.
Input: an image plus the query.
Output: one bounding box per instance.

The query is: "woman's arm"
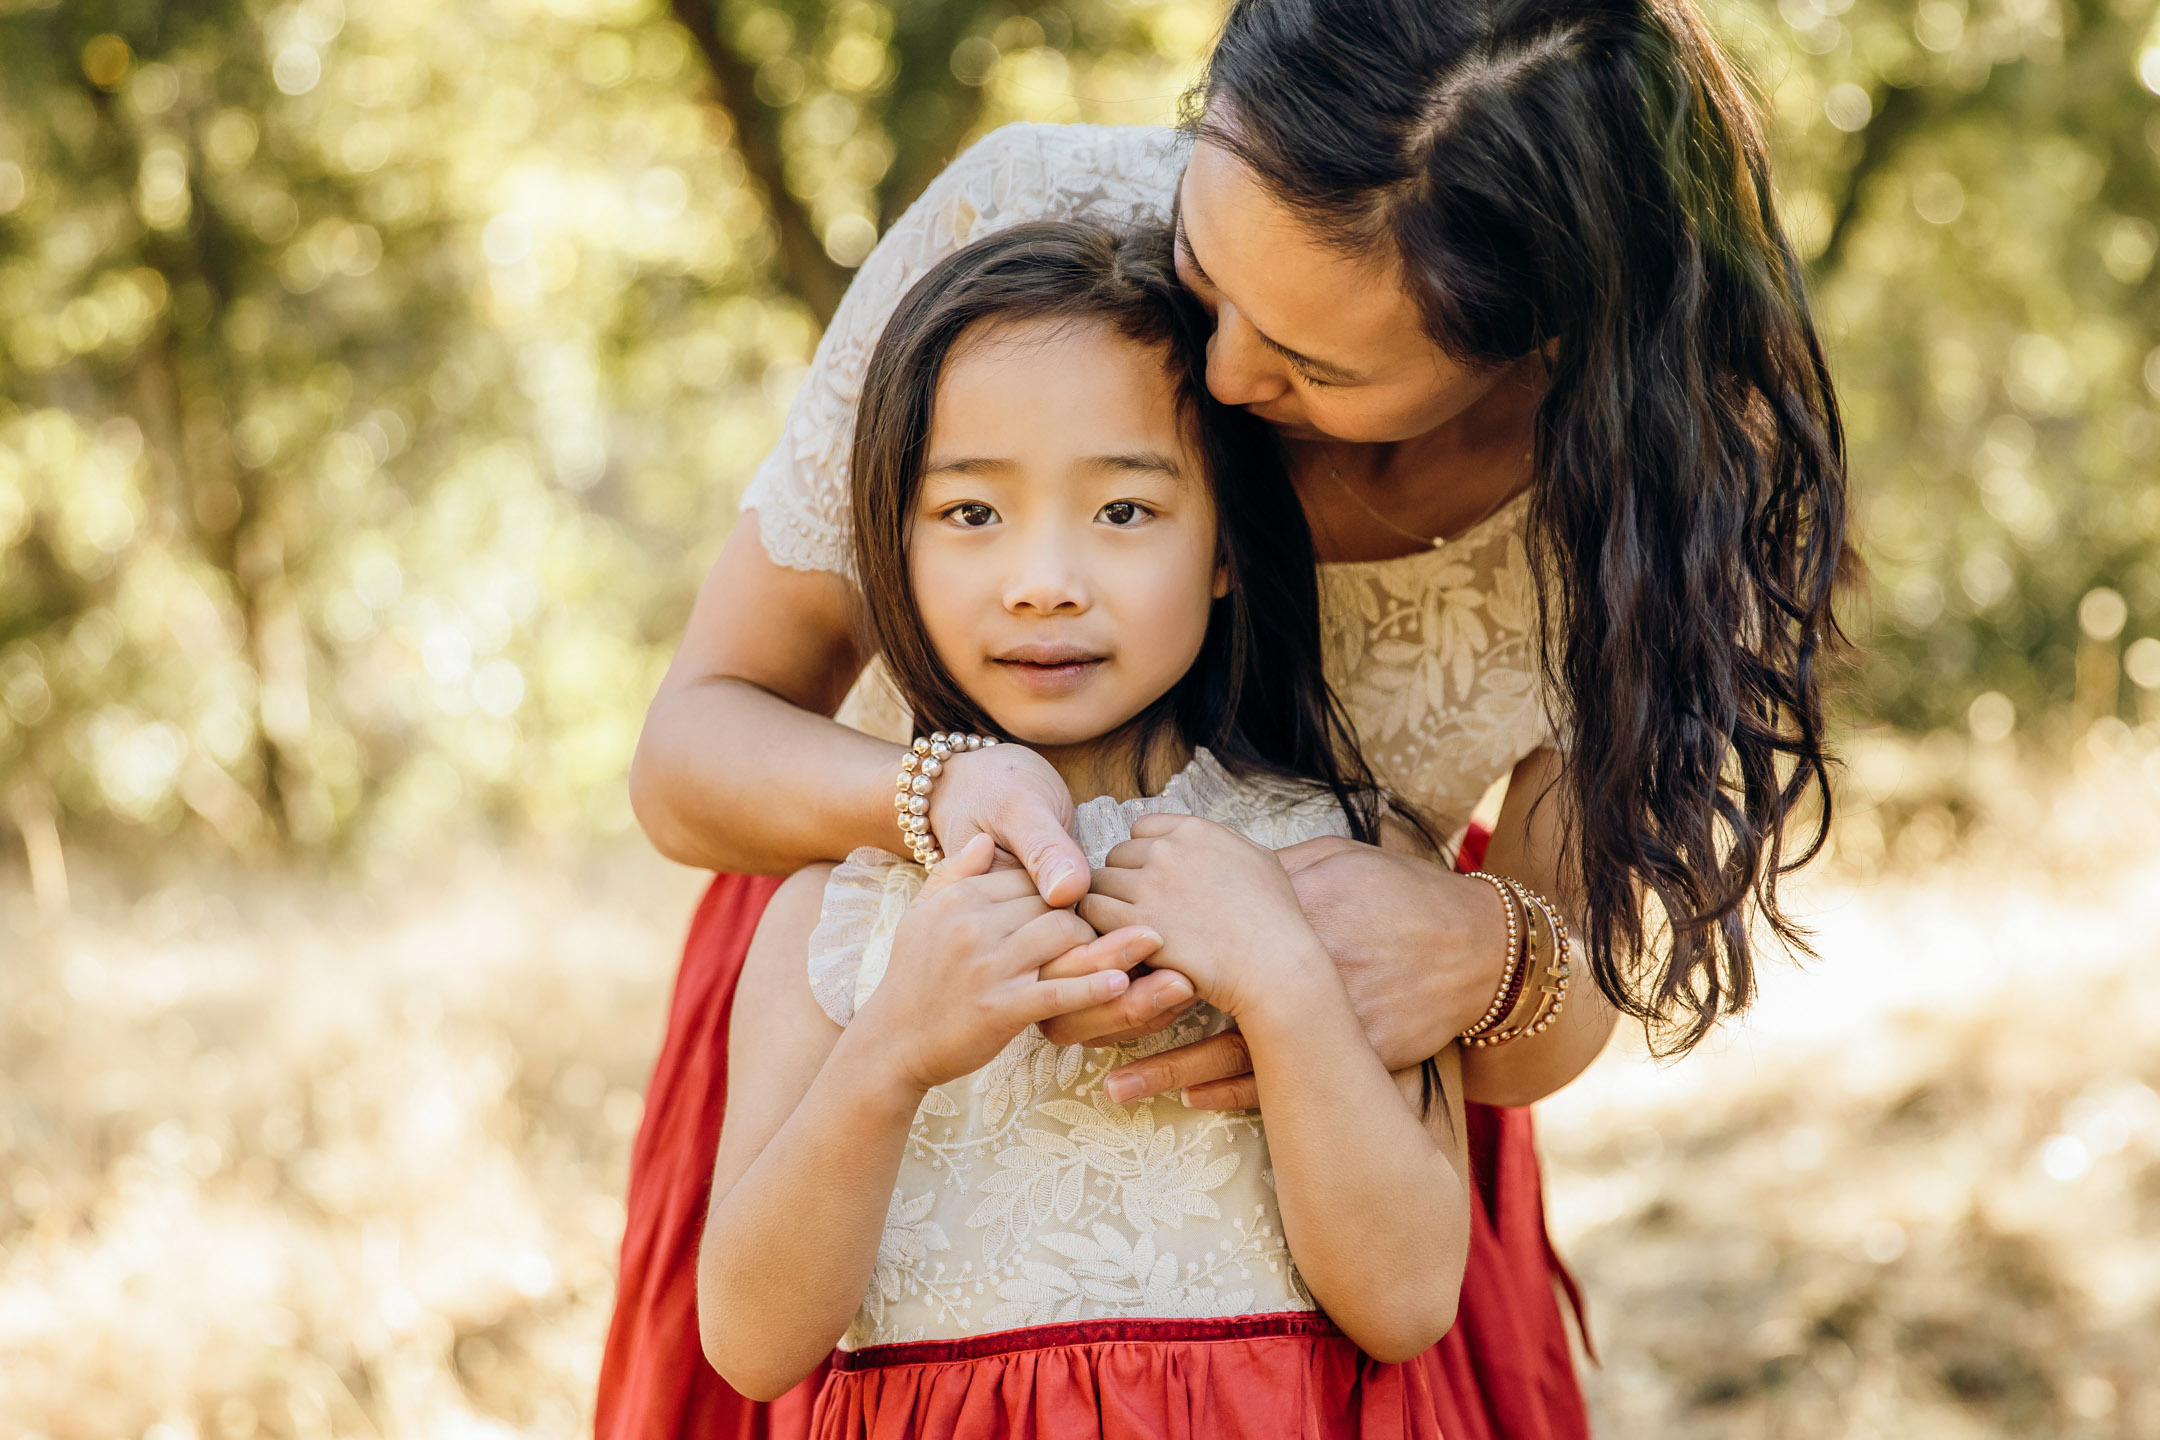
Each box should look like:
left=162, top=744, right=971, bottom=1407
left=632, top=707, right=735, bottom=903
left=1081, top=747, right=1616, bottom=1109
left=629, top=511, right=1096, bottom=904
left=1086, top=817, right=1471, bottom=1360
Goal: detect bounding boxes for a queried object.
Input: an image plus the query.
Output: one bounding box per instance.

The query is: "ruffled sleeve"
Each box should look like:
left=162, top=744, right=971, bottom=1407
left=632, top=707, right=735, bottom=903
left=740, top=123, right=1184, bottom=576
left=806, top=848, right=925, bottom=1025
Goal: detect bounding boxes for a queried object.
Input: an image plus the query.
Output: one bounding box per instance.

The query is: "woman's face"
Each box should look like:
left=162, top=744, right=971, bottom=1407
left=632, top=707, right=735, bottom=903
left=909, top=316, right=1225, bottom=750
left=1175, top=138, right=1511, bottom=445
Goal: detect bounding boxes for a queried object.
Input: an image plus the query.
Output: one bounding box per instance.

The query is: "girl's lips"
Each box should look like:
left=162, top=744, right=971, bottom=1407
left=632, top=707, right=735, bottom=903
left=992, top=657, right=1105, bottom=695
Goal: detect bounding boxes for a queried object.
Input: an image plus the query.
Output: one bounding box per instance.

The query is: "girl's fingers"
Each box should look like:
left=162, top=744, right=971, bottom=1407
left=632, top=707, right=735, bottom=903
left=1101, top=1030, right=1252, bottom=1104
left=1001, top=907, right=1101, bottom=970
left=1074, top=890, right=1142, bottom=937
left=1126, top=812, right=1197, bottom=840
left=1015, top=968, right=1132, bottom=1026
left=1036, top=970, right=1196, bottom=1048
left=1099, top=837, right=1158, bottom=871
left=1036, top=925, right=1161, bottom=981
left=918, top=833, right=996, bottom=898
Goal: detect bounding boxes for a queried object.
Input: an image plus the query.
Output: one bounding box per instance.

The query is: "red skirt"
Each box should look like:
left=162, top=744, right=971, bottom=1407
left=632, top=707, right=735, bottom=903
left=814, top=1313, right=1461, bottom=1439
left=595, top=837, right=1589, bottom=1440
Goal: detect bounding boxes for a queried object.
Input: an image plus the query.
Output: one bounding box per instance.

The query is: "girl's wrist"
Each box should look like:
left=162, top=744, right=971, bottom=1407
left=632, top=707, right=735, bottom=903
left=1229, top=937, right=1348, bottom=1040
left=828, top=1020, right=933, bottom=1122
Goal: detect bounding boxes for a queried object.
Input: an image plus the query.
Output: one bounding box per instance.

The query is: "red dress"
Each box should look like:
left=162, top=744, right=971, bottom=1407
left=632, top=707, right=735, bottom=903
left=595, top=832, right=1589, bottom=1440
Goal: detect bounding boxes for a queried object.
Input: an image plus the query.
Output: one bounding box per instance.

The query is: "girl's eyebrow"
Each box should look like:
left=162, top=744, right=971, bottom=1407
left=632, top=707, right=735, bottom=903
left=921, top=455, right=1013, bottom=478
left=1085, top=452, right=1184, bottom=478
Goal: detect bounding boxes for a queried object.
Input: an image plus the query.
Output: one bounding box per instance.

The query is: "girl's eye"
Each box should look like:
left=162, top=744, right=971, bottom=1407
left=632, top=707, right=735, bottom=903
left=945, top=502, right=997, bottom=527
left=1098, top=501, right=1147, bottom=526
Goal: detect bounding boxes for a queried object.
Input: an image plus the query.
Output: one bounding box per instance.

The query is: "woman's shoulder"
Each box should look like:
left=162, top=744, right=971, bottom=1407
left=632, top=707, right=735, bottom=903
left=943, top=122, right=1185, bottom=208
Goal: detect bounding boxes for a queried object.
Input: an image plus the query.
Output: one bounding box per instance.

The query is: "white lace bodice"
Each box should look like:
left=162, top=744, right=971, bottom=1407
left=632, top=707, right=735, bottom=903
left=746, top=121, right=1558, bottom=839
left=811, top=751, right=1351, bottom=1348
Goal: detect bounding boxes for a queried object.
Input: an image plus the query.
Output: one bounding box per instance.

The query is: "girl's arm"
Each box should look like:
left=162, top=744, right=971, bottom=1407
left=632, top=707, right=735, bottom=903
left=698, top=843, right=1156, bottom=1399
left=1088, top=818, right=1472, bottom=1361
left=696, top=865, right=913, bottom=1400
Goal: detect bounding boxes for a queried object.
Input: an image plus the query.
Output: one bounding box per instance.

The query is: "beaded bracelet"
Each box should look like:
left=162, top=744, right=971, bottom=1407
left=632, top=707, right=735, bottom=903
left=1458, top=873, right=1524, bottom=1041
left=893, top=731, right=999, bottom=868
left=1462, top=880, right=1573, bottom=1049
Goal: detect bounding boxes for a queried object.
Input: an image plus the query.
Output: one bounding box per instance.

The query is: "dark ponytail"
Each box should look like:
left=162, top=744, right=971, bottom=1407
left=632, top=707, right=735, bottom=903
left=1195, top=0, right=1854, bottom=1053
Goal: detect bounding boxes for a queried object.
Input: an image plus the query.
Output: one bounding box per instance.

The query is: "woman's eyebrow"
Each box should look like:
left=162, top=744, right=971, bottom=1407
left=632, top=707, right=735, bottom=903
left=1173, top=207, right=1366, bottom=386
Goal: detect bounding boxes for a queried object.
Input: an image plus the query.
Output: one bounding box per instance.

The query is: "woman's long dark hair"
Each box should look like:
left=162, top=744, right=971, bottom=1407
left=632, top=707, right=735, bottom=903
left=1195, top=0, right=1854, bottom=1053
left=850, top=221, right=1404, bottom=849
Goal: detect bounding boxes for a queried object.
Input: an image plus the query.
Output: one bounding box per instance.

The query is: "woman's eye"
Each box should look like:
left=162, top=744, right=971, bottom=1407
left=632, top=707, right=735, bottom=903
left=947, top=502, right=997, bottom=527
left=1099, top=501, right=1146, bottom=526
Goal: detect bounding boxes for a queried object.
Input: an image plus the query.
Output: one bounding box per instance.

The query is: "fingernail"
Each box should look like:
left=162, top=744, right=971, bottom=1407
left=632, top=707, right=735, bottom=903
left=1102, top=971, right=1129, bottom=995
left=1154, top=977, right=1193, bottom=1012
left=1179, top=1088, right=1202, bottom=1109
left=1045, top=864, right=1075, bottom=893
left=1105, top=1075, right=1141, bottom=1102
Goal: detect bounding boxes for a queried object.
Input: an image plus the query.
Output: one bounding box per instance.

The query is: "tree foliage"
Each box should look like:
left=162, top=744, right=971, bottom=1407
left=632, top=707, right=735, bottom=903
left=0, top=0, right=2155, bottom=857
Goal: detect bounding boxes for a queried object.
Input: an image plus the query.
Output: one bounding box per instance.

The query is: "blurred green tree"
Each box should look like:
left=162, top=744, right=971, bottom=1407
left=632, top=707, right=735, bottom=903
left=0, top=0, right=2155, bottom=866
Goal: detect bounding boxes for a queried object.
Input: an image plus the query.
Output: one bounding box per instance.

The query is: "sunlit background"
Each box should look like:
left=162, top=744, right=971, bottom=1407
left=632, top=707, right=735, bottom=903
left=2, top=0, right=2157, bottom=1434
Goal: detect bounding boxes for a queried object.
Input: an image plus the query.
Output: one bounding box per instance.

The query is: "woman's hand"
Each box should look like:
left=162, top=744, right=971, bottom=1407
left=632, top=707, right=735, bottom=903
left=925, top=744, right=1092, bottom=908
left=853, top=836, right=1160, bottom=1096
left=1088, top=835, right=1508, bottom=1107
left=1079, top=814, right=1333, bottom=1025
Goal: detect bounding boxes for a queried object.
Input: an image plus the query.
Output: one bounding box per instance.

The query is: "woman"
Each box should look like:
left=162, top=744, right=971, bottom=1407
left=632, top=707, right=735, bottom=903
left=599, top=0, right=1847, bottom=1433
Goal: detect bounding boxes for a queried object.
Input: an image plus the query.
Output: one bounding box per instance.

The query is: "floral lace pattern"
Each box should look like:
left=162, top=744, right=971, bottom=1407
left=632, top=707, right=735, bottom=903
left=744, top=122, right=1558, bottom=839
left=813, top=752, right=1342, bottom=1347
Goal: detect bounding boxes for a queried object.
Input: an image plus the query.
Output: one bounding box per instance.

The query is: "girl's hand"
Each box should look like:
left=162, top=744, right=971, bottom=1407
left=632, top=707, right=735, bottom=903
left=925, top=744, right=1092, bottom=908
left=1090, top=837, right=1508, bottom=1108
left=856, top=836, right=1161, bottom=1096
left=1080, top=814, right=1330, bottom=1025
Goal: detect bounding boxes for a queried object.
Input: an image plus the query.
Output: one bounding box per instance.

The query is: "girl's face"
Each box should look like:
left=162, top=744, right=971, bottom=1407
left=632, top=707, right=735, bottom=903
left=1174, top=137, right=1515, bottom=445
left=909, top=317, right=1226, bottom=751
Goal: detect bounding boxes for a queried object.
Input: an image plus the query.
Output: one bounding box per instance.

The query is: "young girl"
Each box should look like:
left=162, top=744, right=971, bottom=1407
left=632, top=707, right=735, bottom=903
left=696, top=223, right=1476, bottom=1435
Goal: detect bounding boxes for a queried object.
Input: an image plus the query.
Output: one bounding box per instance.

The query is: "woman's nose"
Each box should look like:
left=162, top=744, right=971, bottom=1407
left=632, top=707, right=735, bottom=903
left=1204, top=304, right=1291, bottom=409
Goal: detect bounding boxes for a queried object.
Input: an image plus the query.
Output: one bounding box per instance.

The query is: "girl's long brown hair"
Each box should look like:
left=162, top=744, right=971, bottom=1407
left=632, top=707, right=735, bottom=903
left=848, top=220, right=1407, bottom=849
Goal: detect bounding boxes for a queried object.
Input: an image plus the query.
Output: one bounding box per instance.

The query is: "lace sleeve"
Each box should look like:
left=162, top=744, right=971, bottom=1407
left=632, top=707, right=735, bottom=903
left=740, top=123, right=1185, bottom=575
left=806, top=847, right=925, bottom=1024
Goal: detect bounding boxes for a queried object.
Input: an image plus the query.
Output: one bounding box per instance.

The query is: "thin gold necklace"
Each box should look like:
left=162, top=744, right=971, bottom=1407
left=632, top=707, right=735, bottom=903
left=1322, top=444, right=1530, bottom=551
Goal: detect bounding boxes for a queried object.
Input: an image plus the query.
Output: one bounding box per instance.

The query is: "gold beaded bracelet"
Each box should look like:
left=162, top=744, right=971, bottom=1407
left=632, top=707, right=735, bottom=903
left=1462, top=879, right=1573, bottom=1050
left=1458, top=872, right=1524, bottom=1041
left=892, top=731, right=999, bottom=868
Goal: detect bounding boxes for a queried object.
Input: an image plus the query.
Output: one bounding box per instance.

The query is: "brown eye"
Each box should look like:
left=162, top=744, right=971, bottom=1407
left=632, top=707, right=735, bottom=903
left=1099, top=501, right=1143, bottom=526
left=949, top=502, right=996, bottom=527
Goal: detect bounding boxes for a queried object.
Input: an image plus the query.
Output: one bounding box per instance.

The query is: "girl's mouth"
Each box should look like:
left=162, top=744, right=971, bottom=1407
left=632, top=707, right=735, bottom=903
left=992, top=650, right=1107, bottom=695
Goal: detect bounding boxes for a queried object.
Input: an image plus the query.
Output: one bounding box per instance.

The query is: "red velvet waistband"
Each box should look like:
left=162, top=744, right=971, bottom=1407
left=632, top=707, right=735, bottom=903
left=832, top=1311, right=1341, bottom=1371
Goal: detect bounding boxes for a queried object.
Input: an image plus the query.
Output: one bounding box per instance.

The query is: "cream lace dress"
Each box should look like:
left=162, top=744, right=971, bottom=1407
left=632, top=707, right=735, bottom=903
left=743, top=122, right=1558, bottom=844
left=810, top=750, right=1356, bottom=1348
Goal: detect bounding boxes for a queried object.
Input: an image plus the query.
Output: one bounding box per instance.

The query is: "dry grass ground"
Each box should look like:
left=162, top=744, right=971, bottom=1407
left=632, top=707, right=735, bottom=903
left=2, top=731, right=2156, bottom=1439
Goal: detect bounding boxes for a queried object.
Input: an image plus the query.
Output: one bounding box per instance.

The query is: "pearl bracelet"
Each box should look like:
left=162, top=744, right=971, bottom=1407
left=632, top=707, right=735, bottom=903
left=893, top=731, right=999, bottom=868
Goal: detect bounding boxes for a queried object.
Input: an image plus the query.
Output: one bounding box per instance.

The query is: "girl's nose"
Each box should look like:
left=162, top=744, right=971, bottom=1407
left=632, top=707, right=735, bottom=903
left=1204, top=304, right=1292, bottom=409
left=1002, top=530, right=1091, bottom=616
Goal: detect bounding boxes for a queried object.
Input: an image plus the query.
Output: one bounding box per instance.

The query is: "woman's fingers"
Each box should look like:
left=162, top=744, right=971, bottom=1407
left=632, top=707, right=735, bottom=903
left=1102, top=1030, right=1252, bottom=1103
left=1180, top=1075, right=1262, bottom=1111
left=1036, top=925, right=1161, bottom=981
left=994, top=803, right=1091, bottom=909
left=1036, top=969, right=1195, bottom=1046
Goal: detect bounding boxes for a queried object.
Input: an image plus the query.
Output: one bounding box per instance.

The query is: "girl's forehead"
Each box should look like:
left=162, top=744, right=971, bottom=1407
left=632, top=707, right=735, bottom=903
left=928, top=316, right=1198, bottom=460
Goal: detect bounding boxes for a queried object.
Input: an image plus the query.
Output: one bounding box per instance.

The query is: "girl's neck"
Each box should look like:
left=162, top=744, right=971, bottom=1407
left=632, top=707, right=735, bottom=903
left=1032, top=722, right=1194, bottom=805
